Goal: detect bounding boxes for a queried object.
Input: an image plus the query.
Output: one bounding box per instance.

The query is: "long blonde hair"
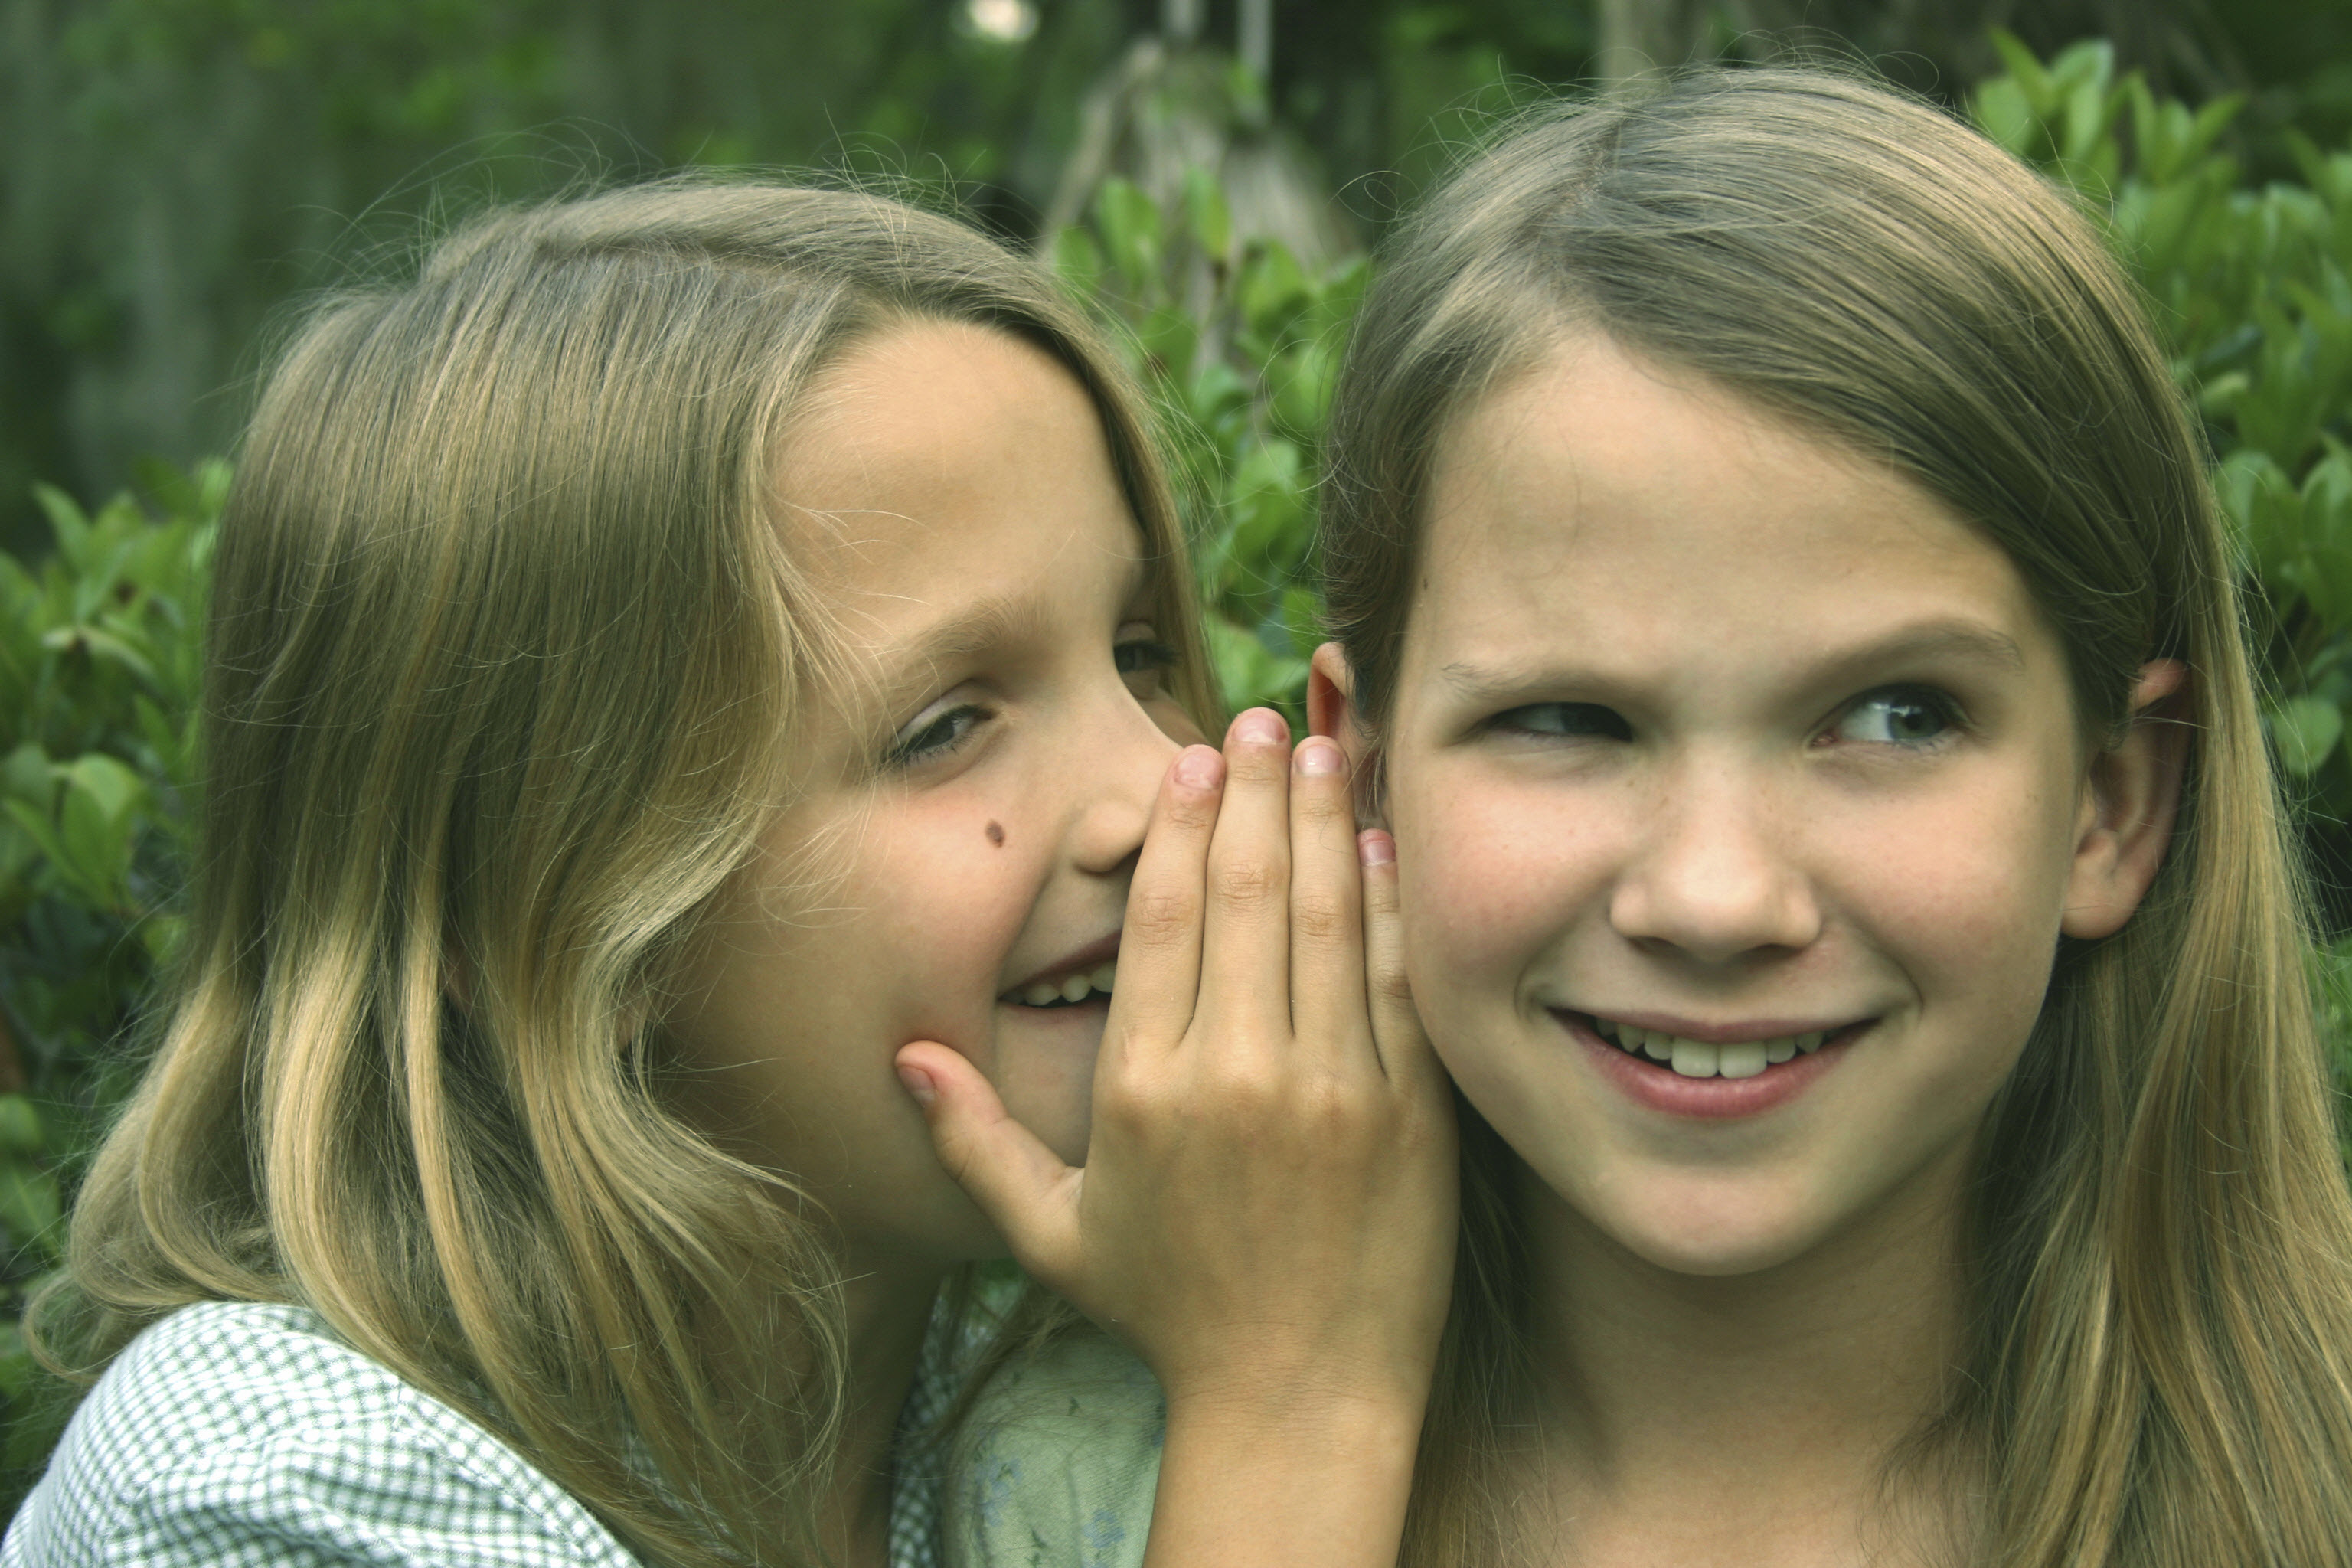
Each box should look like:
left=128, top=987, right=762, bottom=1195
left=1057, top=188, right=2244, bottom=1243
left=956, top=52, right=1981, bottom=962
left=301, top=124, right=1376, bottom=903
left=1319, top=70, right=2352, bottom=1567
left=31, top=179, right=1209, bottom=1567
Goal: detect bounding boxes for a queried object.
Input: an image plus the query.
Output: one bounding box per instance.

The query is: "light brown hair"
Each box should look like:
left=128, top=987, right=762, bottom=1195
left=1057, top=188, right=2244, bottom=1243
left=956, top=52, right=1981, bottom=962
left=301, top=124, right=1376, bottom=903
left=1320, top=68, right=2352, bottom=1566
left=32, top=178, right=1210, bottom=1566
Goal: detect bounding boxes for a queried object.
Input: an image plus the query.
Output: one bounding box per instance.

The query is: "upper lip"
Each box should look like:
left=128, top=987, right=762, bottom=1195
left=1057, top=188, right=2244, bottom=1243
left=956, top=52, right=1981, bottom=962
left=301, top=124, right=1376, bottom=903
left=1001, top=931, right=1122, bottom=998
left=1560, top=1007, right=1867, bottom=1044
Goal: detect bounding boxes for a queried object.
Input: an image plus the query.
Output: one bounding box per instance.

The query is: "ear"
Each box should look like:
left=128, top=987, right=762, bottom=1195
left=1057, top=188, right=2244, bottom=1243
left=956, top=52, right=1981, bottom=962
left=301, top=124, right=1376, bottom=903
left=2061, top=659, right=2191, bottom=941
left=1308, top=642, right=1386, bottom=828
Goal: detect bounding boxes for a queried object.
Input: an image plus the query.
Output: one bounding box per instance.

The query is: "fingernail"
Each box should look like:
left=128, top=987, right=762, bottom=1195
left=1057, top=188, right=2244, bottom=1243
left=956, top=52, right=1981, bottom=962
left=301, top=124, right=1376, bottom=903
left=896, top=1063, right=936, bottom=1105
left=1174, top=746, right=1223, bottom=789
left=1295, top=738, right=1344, bottom=776
left=1357, top=829, right=1396, bottom=867
left=1233, top=708, right=1287, bottom=746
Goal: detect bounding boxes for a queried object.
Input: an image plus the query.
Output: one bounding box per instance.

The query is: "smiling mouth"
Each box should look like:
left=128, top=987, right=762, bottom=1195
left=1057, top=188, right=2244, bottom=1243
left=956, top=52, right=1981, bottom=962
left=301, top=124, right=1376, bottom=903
left=1571, top=1012, right=1861, bottom=1079
left=1001, top=962, right=1119, bottom=1010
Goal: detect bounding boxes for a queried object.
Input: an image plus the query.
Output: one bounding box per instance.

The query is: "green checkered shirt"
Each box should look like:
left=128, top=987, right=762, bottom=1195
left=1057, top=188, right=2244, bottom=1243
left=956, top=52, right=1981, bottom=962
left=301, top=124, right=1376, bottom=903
left=3, top=1300, right=949, bottom=1566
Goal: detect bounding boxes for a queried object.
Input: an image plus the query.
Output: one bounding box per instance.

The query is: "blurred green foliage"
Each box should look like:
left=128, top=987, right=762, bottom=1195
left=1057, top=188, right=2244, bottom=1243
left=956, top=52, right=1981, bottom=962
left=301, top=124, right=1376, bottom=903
left=6, top=31, right=2352, bottom=1521
left=1054, top=166, right=1367, bottom=724
left=0, top=460, right=218, bottom=1509
left=1970, top=34, right=2352, bottom=931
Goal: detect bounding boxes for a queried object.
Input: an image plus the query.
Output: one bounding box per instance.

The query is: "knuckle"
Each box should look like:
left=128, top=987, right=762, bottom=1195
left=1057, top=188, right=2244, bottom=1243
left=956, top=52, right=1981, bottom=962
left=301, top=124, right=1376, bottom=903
left=1202, top=1058, right=1286, bottom=1119
left=1370, top=956, right=1416, bottom=1008
left=1162, top=788, right=1220, bottom=832
left=1126, top=885, right=1197, bottom=948
left=1292, top=780, right=1351, bottom=828
left=1096, top=1069, right=1165, bottom=1135
left=1289, top=891, right=1352, bottom=947
left=1210, top=855, right=1285, bottom=914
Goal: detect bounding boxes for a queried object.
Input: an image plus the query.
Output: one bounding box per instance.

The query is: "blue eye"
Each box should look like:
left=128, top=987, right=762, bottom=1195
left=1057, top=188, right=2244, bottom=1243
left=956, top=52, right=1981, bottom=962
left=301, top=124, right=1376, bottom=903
left=887, top=704, right=990, bottom=767
left=1829, top=687, right=1960, bottom=746
left=1494, top=702, right=1633, bottom=741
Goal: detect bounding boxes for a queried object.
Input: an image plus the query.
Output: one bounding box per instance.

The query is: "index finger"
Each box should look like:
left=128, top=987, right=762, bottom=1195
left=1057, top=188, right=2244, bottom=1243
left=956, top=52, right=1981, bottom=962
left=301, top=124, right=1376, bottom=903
left=1109, top=745, right=1226, bottom=1060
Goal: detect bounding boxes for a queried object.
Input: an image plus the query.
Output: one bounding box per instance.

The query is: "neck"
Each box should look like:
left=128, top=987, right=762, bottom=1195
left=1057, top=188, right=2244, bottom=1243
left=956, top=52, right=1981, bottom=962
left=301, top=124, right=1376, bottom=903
left=821, top=1246, right=950, bottom=1568
left=1514, top=1146, right=1973, bottom=1566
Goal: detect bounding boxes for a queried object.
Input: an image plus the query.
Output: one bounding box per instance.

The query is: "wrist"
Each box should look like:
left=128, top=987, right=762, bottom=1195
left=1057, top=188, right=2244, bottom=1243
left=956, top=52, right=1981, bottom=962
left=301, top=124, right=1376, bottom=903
left=1161, top=1375, right=1429, bottom=1462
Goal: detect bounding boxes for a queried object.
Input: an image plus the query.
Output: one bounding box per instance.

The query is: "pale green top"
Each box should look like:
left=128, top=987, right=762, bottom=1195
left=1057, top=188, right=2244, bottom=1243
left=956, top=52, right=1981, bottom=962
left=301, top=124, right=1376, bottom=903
left=945, top=1332, right=1165, bottom=1568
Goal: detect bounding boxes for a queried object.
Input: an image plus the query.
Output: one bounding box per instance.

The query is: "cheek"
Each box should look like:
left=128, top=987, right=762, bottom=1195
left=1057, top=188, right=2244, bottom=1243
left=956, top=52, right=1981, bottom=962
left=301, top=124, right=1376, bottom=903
left=1394, top=759, right=1609, bottom=1021
left=1817, top=757, right=2080, bottom=1034
left=1854, top=769, right=2075, bottom=942
left=859, top=810, right=1040, bottom=1056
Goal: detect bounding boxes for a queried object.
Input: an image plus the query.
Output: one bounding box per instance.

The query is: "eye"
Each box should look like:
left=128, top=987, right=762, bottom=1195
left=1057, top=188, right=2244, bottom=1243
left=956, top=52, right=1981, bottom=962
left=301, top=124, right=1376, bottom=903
left=1114, top=622, right=1178, bottom=697
left=1825, top=686, right=1962, bottom=746
left=887, top=702, right=991, bottom=768
left=1492, top=702, right=1634, bottom=741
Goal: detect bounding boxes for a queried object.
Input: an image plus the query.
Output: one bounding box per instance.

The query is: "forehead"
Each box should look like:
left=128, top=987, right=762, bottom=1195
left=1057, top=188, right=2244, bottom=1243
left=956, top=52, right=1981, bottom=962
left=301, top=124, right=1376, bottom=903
left=773, top=318, right=1152, bottom=619
left=1413, top=335, right=2041, bottom=665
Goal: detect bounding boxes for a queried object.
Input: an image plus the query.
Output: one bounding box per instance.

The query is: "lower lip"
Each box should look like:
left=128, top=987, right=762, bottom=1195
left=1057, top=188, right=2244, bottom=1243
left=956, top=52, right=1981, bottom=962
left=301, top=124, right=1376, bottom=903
left=1560, top=1012, right=1859, bottom=1119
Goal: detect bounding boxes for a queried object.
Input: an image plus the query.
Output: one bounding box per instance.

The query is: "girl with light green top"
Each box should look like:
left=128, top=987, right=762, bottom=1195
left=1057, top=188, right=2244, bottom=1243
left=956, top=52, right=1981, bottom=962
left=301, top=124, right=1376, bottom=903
left=10, top=181, right=1455, bottom=1568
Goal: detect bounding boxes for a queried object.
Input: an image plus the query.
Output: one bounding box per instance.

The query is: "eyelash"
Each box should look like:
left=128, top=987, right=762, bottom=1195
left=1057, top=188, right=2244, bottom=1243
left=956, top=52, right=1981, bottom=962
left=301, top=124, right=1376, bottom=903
left=1116, top=639, right=1179, bottom=678
left=886, top=703, right=994, bottom=768
left=884, top=638, right=1182, bottom=769
left=1488, top=685, right=1967, bottom=748
left=1821, top=684, right=1966, bottom=749
left=1491, top=702, right=1634, bottom=741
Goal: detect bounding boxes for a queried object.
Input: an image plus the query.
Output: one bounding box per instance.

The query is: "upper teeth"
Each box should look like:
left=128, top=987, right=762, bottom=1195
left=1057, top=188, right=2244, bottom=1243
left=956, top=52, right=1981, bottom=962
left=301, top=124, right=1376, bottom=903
left=1017, top=963, right=1117, bottom=1008
left=1592, top=1017, right=1826, bottom=1078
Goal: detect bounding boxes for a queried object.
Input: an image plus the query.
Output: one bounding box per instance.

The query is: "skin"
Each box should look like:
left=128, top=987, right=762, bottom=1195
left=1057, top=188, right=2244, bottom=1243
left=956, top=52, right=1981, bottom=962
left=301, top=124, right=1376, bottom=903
left=1312, top=333, right=2184, bottom=1566
left=664, top=321, right=1191, bottom=1563
left=667, top=321, right=1456, bottom=1568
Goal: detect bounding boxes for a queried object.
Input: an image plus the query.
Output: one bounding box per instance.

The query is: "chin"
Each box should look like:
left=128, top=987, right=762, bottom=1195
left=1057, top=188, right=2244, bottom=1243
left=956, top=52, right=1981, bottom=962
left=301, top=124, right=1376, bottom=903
left=1593, top=1179, right=1833, bottom=1279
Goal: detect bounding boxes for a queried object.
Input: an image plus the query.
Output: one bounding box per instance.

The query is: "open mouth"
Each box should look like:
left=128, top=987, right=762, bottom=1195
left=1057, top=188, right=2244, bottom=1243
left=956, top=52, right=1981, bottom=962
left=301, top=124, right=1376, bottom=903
left=1001, top=961, right=1118, bottom=1010
left=1569, top=1011, right=1862, bottom=1080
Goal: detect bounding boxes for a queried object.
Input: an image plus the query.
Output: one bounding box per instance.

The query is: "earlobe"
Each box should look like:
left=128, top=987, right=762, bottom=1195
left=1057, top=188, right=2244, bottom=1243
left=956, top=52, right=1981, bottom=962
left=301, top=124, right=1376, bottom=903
left=2061, top=659, right=2191, bottom=940
left=1308, top=642, right=1386, bottom=828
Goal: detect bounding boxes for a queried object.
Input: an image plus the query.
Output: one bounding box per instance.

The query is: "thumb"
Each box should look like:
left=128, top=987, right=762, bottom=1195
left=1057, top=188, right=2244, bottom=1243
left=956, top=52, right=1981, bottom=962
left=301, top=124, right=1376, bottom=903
left=895, top=1042, right=1084, bottom=1285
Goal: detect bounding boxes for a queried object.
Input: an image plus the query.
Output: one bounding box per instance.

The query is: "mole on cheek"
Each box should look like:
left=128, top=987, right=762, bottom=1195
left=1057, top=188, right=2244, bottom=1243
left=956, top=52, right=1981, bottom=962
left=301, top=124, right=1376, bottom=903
left=986, top=821, right=1005, bottom=847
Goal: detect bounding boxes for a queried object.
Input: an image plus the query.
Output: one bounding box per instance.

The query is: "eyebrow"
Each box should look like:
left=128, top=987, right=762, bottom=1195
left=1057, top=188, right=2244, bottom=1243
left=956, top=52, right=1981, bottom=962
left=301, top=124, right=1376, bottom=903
left=1437, top=618, right=2030, bottom=704
left=865, top=551, right=1159, bottom=705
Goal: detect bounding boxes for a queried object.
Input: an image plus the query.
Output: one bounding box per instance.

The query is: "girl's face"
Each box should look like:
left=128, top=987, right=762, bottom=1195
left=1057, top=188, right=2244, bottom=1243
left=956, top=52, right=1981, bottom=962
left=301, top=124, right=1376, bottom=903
left=1342, top=335, right=2144, bottom=1279
left=666, top=322, right=1198, bottom=1274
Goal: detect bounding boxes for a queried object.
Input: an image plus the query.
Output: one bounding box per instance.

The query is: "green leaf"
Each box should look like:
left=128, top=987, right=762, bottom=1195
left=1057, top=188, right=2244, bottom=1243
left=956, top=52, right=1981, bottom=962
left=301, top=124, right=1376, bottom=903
left=1987, top=31, right=2053, bottom=108
left=0, top=1159, right=63, bottom=1257
left=1137, top=302, right=1199, bottom=375
left=1095, top=177, right=1164, bottom=294
left=2269, top=695, right=2347, bottom=777
left=1204, top=614, right=1309, bottom=718
left=1270, top=337, right=1338, bottom=436
left=1052, top=225, right=1106, bottom=299
left=0, top=743, right=53, bottom=809
left=63, top=753, right=142, bottom=828
left=2, top=799, right=76, bottom=892
left=48, top=753, right=147, bottom=906
left=1971, top=78, right=2037, bottom=158
left=0, top=1096, right=44, bottom=1158
left=1182, top=165, right=1233, bottom=263
left=1236, top=240, right=1311, bottom=346
left=39, top=623, right=158, bottom=687
left=31, top=485, right=93, bottom=570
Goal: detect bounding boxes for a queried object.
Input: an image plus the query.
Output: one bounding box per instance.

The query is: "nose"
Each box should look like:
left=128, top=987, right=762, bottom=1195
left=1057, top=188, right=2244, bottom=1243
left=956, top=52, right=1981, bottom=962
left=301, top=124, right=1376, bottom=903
left=1070, top=684, right=1184, bottom=876
left=1608, top=756, right=1822, bottom=964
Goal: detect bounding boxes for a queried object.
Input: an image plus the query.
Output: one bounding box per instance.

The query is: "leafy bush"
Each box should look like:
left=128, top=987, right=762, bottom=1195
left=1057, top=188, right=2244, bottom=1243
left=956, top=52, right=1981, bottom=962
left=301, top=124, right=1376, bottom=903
left=0, top=460, right=217, bottom=1508
left=1051, top=168, right=1366, bottom=724
left=5, top=37, right=2352, bottom=1515
left=1972, top=34, right=2352, bottom=934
